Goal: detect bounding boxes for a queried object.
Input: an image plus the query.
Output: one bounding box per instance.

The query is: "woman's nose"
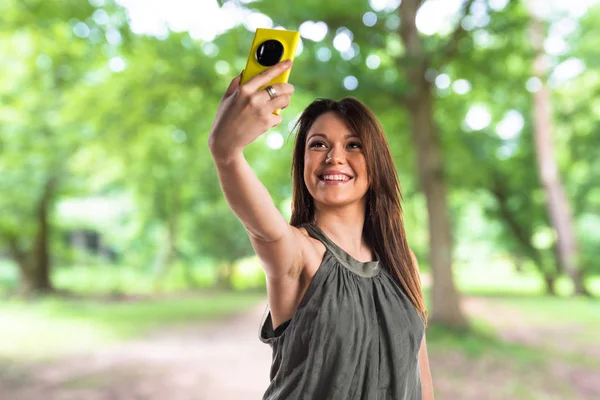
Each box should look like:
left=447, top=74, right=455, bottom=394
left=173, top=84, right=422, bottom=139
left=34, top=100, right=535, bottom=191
left=326, top=149, right=344, bottom=164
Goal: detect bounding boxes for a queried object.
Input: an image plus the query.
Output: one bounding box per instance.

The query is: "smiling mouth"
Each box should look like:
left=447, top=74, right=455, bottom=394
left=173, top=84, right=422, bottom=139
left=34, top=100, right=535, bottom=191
left=318, top=175, right=353, bottom=183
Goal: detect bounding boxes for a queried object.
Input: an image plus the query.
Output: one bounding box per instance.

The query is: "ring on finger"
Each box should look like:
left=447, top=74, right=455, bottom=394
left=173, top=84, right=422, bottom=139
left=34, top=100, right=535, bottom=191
left=265, top=85, right=277, bottom=100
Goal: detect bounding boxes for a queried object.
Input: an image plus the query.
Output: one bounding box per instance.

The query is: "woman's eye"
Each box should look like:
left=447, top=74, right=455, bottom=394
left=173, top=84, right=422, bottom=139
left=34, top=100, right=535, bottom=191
left=348, top=142, right=362, bottom=149
left=309, top=141, right=326, bottom=148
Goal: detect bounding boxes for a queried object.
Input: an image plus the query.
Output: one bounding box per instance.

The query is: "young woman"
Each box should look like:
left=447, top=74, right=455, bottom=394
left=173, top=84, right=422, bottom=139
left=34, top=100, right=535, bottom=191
left=209, top=60, right=433, bottom=399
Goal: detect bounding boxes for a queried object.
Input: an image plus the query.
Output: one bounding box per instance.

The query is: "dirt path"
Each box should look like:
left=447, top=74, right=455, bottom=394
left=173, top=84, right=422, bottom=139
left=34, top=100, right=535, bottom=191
left=462, top=297, right=600, bottom=400
left=1, top=297, right=598, bottom=400
left=0, top=303, right=273, bottom=400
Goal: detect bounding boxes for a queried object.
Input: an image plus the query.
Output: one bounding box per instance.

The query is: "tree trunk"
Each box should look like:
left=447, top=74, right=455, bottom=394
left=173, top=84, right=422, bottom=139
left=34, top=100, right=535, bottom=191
left=399, top=0, right=468, bottom=329
left=152, top=191, right=180, bottom=292
left=8, top=178, right=55, bottom=296
left=490, top=174, right=561, bottom=294
left=527, top=2, right=589, bottom=296
left=543, top=274, right=557, bottom=296
left=152, top=218, right=178, bottom=292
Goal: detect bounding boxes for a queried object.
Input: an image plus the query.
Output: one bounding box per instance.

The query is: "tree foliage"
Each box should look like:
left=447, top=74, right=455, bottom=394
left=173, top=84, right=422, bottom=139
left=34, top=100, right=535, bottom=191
left=0, top=0, right=598, bottom=299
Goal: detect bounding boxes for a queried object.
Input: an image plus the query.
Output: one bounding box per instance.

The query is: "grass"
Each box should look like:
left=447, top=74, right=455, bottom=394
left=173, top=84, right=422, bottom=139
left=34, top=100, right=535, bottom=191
left=1, top=257, right=598, bottom=381
left=427, top=319, right=545, bottom=362
left=484, top=294, right=600, bottom=364
left=1, top=259, right=598, bottom=399
left=494, top=295, right=599, bottom=324
left=424, top=293, right=600, bottom=400
left=0, top=291, right=265, bottom=360
left=454, top=256, right=600, bottom=297
left=0, top=257, right=266, bottom=296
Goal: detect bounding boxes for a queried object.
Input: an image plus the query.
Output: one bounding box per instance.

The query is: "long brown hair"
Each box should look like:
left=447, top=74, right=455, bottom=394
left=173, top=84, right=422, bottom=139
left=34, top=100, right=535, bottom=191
left=290, top=97, right=427, bottom=322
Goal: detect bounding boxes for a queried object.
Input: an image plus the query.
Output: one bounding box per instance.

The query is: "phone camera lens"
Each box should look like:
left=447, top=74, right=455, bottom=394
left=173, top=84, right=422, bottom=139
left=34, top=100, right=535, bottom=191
left=256, top=40, right=284, bottom=67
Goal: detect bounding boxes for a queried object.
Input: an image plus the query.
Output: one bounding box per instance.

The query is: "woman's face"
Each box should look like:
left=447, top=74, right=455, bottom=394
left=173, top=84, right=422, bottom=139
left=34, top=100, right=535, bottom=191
left=303, top=112, right=369, bottom=211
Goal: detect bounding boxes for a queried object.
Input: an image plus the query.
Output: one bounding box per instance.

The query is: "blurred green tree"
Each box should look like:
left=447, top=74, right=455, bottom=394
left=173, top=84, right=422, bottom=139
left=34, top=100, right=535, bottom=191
left=0, top=0, right=121, bottom=294
left=525, top=0, right=589, bottom=295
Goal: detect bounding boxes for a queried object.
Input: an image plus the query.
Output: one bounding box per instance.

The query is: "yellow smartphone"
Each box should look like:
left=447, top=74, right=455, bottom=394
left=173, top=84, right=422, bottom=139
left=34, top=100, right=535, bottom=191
left=241, top=28, right=300, bottom=113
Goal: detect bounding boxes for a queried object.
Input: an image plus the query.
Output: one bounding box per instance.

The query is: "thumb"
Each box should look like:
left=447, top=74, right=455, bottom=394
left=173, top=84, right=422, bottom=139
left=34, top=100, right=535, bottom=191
left=224, top=72, right=243, bottom=97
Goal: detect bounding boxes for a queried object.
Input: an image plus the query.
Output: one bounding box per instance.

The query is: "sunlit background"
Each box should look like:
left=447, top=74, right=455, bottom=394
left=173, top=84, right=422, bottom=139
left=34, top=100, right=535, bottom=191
left=1, top=0, right=599, bottom=399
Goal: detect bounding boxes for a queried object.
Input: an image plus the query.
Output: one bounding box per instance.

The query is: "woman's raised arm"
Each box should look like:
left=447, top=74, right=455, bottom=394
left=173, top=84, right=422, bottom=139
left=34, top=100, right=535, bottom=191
left=208, top=61, right=304, bottom=279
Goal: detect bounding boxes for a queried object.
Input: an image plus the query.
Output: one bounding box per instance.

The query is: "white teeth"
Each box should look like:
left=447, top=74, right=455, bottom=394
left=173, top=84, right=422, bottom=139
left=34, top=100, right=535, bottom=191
left=322, top=174, right=349, bottom=181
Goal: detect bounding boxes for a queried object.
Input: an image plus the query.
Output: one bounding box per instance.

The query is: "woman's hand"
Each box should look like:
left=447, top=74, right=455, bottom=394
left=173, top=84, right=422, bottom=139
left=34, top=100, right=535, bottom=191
left=208, top=60, right=294, bottom=162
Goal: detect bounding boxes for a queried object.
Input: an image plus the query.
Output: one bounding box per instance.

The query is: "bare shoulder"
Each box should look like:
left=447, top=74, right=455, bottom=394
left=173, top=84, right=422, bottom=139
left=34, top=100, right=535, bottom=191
left=260, top=224, right=326, bottom=329
left=296, top=225, right=326, bottom=271
left=249, top=225, right=302, bottom=279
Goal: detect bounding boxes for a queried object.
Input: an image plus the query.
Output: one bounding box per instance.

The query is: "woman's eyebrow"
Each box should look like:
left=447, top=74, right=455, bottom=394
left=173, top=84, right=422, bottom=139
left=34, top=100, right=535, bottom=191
left=307, top=133, right=359, bottom=140
left=307, top=133, right=327, bottom=140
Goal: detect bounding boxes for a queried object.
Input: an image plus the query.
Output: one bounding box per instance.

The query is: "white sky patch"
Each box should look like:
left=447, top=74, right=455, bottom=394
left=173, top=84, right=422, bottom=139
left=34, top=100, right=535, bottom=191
left=474, top=13, right=491, bottom=29
left=465, top=105, right=491, bottom=131
left=116, top=0, right=246, bottom=41
left=435, top=73, right=451, bottom=89
left=57, top=196, right=134, bottom=227
left=544, top=35, right=568, bottom=56
left=299, top=21, right=328, bottom=42
left=496, top=110, right=524, bottom=140
left=473, top=30, right=492, bottom=48
left=363, top=12, right=377, bottom=27
left=452, top=79, right=471, bottom=94
left=550, top=58, right=586, bottom=86
left=266, top=132, right=284, bottom=149
left=215, top=60, right=230, bottom=75
left=202, top=42, right=219, bottom=57
left=528, top=0, right=599, bottom=19
left=416, top=0, right=463, bottom=36
left=470, top=1, right=491, bottom=28
left=343, top=76, right=359, bottom=90
left=369, top=0, right=401, bottom=12
left=524, top=60, right=585, bottom=91
left=550, top=17, right=578, bottom=37
left=385, top=15, right=401, bottom=30
left=526, top=77, right=542, bottom=93
left=532, top=228, right=556, bottom=250
left=106, top=28, right=123, bottom=45
left=243, top=13, right=273, bottom=32
left=471, top=0, right=487, bottom=16
left=116, top=0, right=600, bottom=46
left=341, top=43, right=359, bottom=60
left=461, top=16, right=476, bottom=31
left=296, top=38, right=304, bottom=56
left=366, top=54, right=381, bottom=69
left=489, top=0, right=509, bottom=12
left=316, top=47, right=332, bottom=62
left=93, top=8, right=110, bottom=25
left=333, top=30, right=352, bottom=52
left=73, top=22, right=90, bottom=38
left=109, top=56, right=126, bottom=72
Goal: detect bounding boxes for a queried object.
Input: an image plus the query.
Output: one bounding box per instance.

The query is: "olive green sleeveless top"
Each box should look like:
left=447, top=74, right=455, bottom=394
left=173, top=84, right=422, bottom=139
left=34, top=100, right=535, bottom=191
left=259, top=223, right=424, bottom=399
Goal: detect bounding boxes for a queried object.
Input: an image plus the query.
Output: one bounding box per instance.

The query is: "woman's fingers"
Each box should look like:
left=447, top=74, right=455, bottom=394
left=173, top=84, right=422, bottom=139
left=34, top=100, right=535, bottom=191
left=244, top=81, right=294, bottom=116
left=269, top=113, right=284, bottom=128
left=268, top=83, right=295, bottom=98
left=270, top=94, right=292, bottom=111
left=253, top=82, right=294, bottom=103
left=224, top=73, right=242, bottom=98
left=244, top=60, right=292, bottom=93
